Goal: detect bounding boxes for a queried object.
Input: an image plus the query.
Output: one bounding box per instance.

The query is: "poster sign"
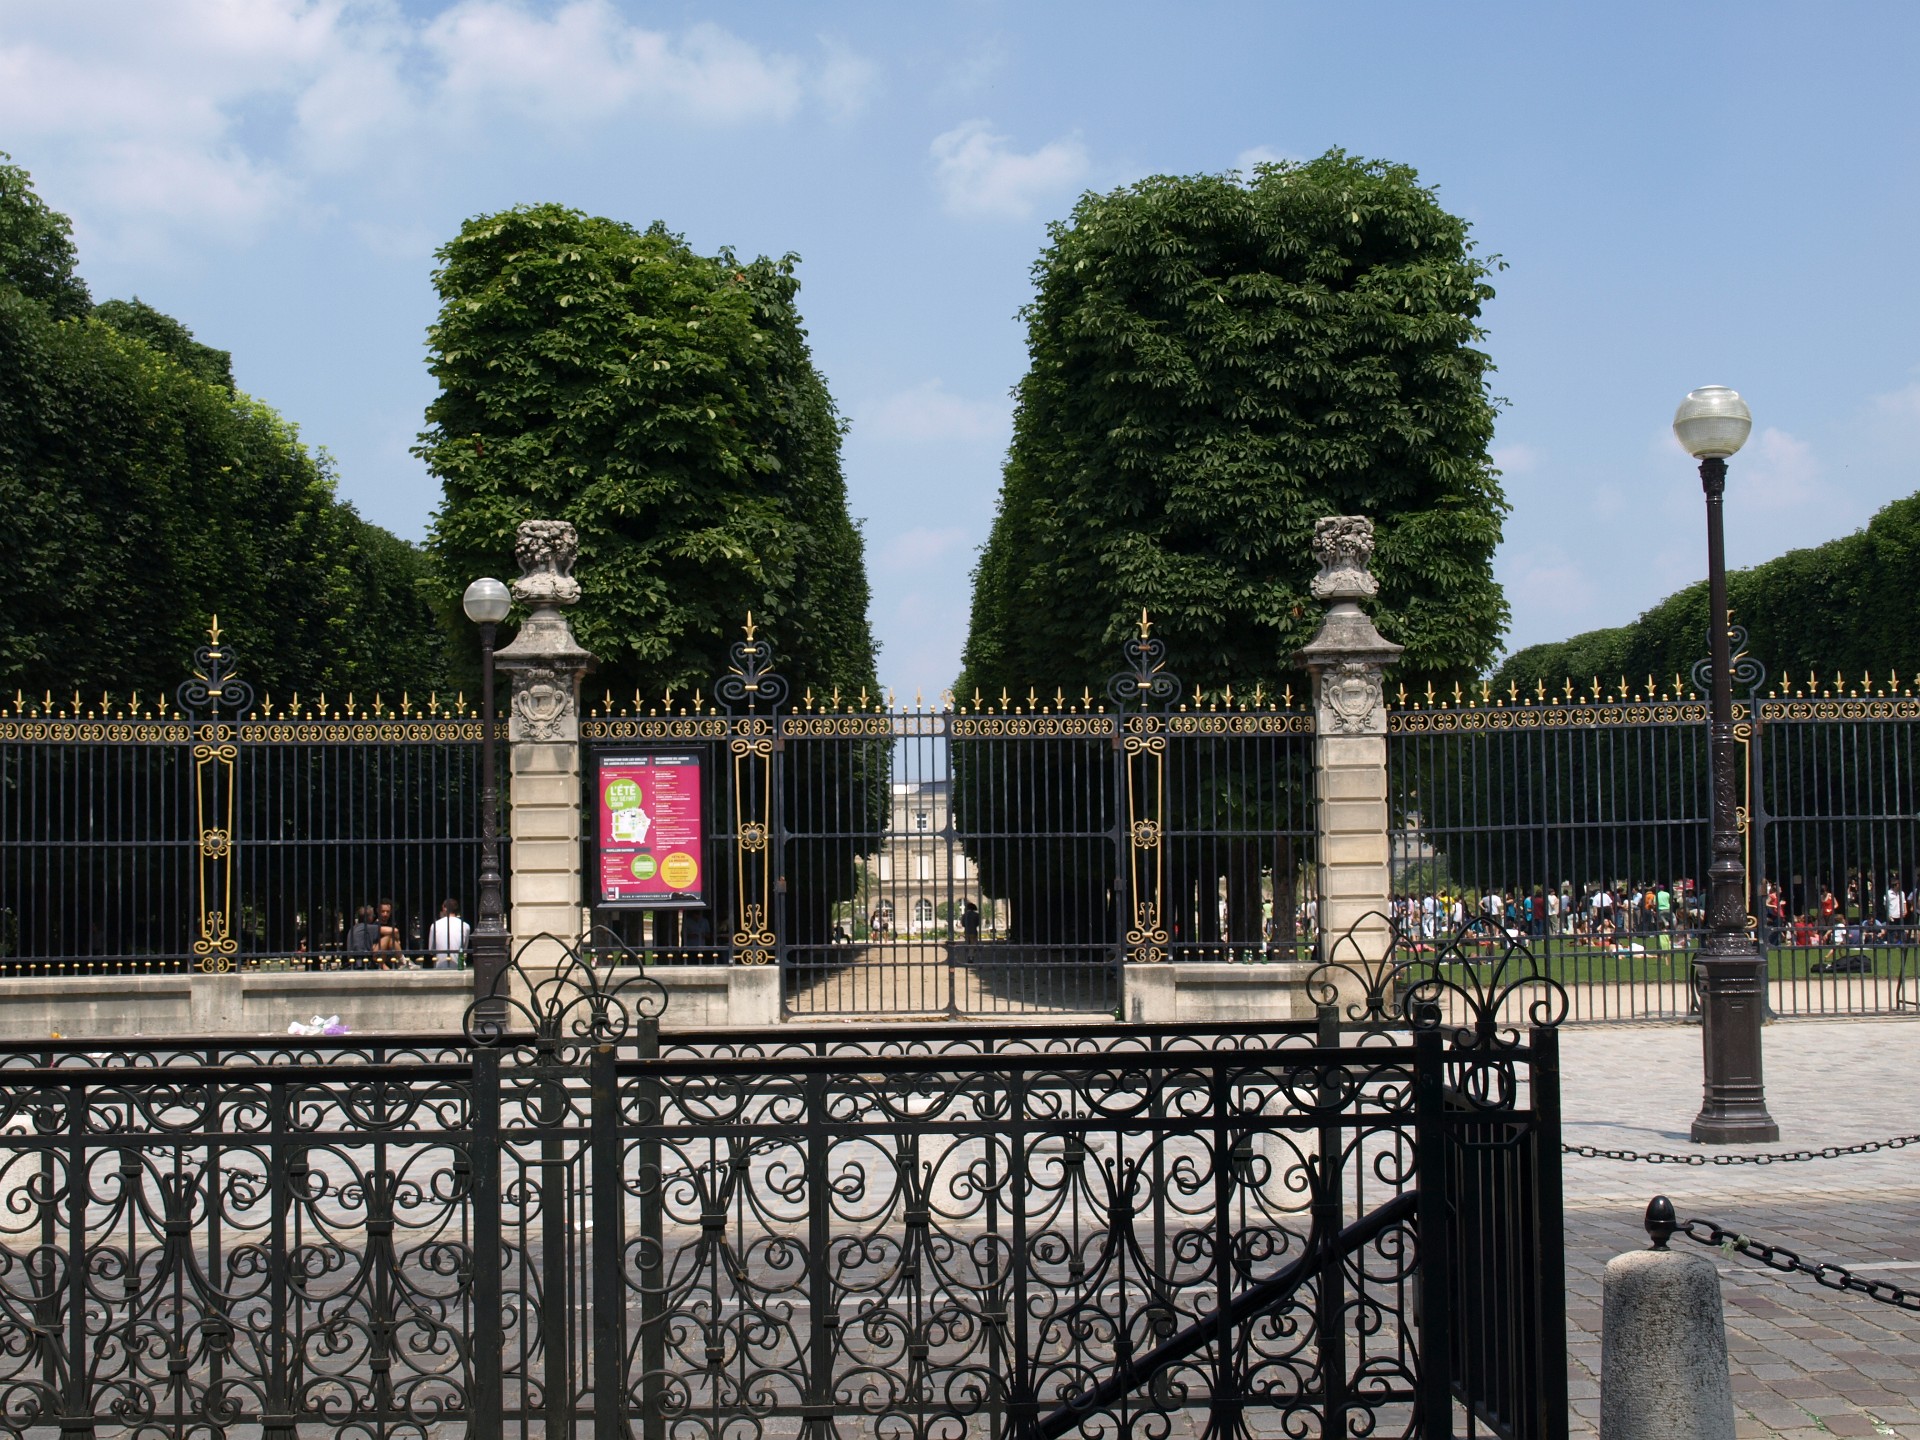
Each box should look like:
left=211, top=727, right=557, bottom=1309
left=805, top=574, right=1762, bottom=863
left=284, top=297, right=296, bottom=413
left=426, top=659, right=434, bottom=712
left=597, top=752, right=705, bottom=908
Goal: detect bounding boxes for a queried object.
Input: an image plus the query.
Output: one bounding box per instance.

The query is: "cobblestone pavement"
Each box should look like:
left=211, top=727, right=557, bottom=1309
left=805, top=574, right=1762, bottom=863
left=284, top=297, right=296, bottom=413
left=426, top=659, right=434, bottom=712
left=1559, top=1017, right=1920, bottom=1438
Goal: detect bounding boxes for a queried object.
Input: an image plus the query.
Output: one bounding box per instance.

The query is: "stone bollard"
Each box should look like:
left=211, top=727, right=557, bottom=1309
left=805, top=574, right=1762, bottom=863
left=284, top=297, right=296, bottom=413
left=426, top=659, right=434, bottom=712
left=1601, top=1196, right=1736, bottom=1440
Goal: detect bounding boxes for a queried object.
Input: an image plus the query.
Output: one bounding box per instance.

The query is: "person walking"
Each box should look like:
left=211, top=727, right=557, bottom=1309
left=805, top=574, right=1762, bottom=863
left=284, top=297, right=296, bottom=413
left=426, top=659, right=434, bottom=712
left=427, top=898, right=470, bottom=969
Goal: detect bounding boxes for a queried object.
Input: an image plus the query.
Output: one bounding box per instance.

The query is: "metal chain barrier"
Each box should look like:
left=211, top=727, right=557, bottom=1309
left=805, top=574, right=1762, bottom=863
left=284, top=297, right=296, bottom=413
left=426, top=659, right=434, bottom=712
left=1677, top=1216, right=1920, bottom=1312
left=1563, top=1132, right=1920, bottom=1165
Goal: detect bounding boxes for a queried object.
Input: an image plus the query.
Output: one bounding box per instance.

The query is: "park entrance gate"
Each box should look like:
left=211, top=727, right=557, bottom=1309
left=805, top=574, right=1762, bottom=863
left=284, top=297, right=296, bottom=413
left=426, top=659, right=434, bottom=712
left=582, top=624, right=1320, bottom=1019
left=0, top=939, right=1567, bottom=1440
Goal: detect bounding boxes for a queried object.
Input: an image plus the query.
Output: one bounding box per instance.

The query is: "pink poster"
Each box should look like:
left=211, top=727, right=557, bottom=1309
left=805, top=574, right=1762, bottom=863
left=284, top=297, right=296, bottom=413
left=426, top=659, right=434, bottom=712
left=597, top=752, right=705, bottom=908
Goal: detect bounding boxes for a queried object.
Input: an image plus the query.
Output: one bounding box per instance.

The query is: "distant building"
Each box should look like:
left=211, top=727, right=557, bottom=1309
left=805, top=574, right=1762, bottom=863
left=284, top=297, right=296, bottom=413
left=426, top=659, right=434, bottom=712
left=862, top=779, right=987, bottom=936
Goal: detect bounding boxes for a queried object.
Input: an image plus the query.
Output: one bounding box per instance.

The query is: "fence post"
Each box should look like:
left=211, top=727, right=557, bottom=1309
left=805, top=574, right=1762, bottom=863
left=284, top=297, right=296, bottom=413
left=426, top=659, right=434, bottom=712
left=1295, top=517, right=1403, bottom=1005
left=590, top=1044, right=628, bottom=1440
left=1412, top=1028, right=1453, bottom=1440
left=470, top=1047, right=503, bottom=1440
left=495, top=521, right=596, bottom=971
left=1529, top=1026, right=1570, bottom=1440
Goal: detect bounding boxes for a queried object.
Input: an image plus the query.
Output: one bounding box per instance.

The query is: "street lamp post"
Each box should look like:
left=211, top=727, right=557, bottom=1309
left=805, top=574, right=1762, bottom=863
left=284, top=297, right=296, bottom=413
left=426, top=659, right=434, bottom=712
left=463, top=576, right=513, bottom=1025
left=1674, top=386, right=1779, bottom=1144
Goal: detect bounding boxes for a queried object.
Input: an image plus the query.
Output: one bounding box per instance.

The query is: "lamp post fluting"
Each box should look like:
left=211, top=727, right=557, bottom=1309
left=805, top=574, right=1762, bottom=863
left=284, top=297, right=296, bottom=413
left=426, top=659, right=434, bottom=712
left=1674, top=386, right=1779, bottom=1144
left=462, top=576, right=513, bottom=1025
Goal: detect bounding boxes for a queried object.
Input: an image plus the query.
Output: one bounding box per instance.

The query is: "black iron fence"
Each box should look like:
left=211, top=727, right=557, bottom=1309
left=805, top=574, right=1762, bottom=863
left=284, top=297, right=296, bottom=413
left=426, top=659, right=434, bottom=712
left=9, top=621, right=1920, bottom=1026
left=583, top=625, right=1319, bottom=1019
left=0, top=940, right=1568, bottom=1440
left=0, top=629, right=496, bottom=973
left=1387, top=677, right=1920, bottom=1020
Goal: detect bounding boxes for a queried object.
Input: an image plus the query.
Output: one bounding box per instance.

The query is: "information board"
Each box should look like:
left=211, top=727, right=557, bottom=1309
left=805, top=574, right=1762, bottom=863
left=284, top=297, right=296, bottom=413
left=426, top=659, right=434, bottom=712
left=596, top=752, right=705, bottom=908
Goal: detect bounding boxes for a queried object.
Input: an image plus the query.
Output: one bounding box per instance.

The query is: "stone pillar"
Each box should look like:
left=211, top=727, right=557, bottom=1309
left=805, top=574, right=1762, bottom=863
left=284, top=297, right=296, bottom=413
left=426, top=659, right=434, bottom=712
left=494, top=521, right=594, bottom=970
left=1295, top=517, right=1402, bottom=1012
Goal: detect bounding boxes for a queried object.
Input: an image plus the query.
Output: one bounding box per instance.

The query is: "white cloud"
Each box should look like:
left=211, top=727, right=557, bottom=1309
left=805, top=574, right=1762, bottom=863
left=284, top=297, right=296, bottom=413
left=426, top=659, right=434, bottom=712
left=0, top=0, right=870, bottom=254
left=860, top=381, right=1008, bottom=444
left=813, top=38, right=879, bottom=119
left=929, top=119, right=1088, bottom=220
left=1491, top=442, right=1544, bottom=476
left=423, top=4, right=805, bottom=127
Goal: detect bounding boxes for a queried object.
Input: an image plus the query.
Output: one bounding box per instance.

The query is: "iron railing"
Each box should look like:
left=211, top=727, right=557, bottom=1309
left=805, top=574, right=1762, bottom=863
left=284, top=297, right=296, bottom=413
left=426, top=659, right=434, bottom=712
left=10, top=620, right=1920, bottom=1026
left=0, top=629, right=499, bottom=974
left=0, top=937, right=1568, bottom=1440
left=583, top=621, right=1319, bottom=1019
left=1386, top=677, right=1920, bottom=1020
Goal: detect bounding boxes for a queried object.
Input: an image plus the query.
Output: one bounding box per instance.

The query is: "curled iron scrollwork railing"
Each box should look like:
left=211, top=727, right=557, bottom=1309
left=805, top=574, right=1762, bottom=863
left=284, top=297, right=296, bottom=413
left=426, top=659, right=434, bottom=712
left=463, top=930, right=668, bottom=1050
left=1308, top=909, right=1570, bottom=1053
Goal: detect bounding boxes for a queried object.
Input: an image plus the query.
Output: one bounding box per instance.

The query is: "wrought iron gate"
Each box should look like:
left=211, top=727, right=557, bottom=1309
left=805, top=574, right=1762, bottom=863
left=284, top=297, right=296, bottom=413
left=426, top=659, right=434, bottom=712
left=0, top=938, right=1567, bottom=1440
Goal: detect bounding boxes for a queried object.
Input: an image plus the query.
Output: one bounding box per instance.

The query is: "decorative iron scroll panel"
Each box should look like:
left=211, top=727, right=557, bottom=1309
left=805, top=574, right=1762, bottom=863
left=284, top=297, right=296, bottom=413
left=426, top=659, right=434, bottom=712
left=0, top=1024, right=1564, bottom=1440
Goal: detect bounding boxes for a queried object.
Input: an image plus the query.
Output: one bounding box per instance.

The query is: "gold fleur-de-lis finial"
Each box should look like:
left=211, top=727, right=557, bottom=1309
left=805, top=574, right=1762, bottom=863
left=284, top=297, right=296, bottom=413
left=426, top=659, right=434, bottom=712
left=1139, top=608, right=1152, bottom=640
left=743, top=612, right=757, bottom=642
left=207, top=615, right=223, bottom=646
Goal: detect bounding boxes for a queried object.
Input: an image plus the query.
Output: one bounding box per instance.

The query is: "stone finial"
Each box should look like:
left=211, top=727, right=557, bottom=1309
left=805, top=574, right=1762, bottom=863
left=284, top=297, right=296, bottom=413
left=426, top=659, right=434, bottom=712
left=1310, top=516, right=1379, bottom=602
left=1294, top=514, right=1402, bottom=738
left=511, top=520, right=581, bottom=608
left=496, top=519, right=594, bottom=743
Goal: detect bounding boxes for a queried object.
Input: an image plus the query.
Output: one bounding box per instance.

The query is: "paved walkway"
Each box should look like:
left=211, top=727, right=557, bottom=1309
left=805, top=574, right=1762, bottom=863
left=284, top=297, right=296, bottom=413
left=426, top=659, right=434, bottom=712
left=1559, top=1017, right=1920, bottom=1438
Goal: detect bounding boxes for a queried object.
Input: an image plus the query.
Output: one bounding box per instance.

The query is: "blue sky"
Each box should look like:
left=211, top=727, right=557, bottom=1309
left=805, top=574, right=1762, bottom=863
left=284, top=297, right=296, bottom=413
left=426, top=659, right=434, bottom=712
left=4, top=1, right=1918, bottom=699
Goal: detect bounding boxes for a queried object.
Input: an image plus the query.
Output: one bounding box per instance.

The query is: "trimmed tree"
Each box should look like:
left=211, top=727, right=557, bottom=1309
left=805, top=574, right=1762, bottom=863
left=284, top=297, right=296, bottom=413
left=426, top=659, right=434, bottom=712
left=421, top=204, right=877, bottom=702
left=0, top=161, right=446, bottom=701
left=419, top=204, right=882, bottom=946
left=958, top=152, right=1509, bottom=952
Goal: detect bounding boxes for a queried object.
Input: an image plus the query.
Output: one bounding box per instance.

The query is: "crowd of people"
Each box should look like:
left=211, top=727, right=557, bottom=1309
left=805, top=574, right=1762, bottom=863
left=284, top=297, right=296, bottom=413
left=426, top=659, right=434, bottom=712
left=1388, top=883, right=1703, bottom=948
left=1378, top=873, right=1917, bottom=952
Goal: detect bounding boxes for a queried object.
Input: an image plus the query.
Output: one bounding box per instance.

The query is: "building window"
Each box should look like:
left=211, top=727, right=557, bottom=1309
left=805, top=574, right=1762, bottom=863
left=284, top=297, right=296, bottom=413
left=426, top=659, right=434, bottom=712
left=913, top=898, right=935, bottom=928
left=914, top=811, right=929, bottom=832
left=915, top=853, right=934, bottom=881
left=877, top=854, right=893, bottom=882
left=954, top=854, right=969, bottom=881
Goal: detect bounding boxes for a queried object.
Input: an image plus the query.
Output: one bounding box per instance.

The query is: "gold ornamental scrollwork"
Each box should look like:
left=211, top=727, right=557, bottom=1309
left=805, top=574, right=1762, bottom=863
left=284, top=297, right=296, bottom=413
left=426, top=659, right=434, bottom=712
left=732, top=723, right=777, bottom=969
left=1126, top=902, right=1169, bottom=964
left=1388, top=700, right=1710, bottom=733
left=190, top=730, right=239, bottom=976
left=733, top=903, right=776, bottom=966
left=1122, top=713, right=1167, bottom=966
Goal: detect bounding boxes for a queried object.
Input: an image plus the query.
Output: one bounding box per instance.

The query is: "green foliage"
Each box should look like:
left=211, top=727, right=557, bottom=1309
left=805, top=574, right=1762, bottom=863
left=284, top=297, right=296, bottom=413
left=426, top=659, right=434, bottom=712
left=93, top=298, right=234, bottom=393
left=0, top=151, right=88, bottom=320
left=956, top=152, right=1504, bottom=947
left=420, top=204, right=881, bottom=942
left=960, top=150, right=1508, bottom=704
left=0, top=158, right=447, bottom=701
left=1496, top=493, right=1920, bottom=696
left=420, top=203, right=877, bottom=703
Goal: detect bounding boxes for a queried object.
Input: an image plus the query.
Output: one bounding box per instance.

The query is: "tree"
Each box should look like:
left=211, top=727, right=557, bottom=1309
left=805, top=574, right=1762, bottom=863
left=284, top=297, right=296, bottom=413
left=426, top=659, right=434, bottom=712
left=0, top=151, right=88, bottom=319
left=419, top=204, right=882, bottom=946
left=960, top=150, right=1507, bottom=706
left=1495, top=493, right=1920, bottom=697
left=1468, top=493, right=1920, bottom=906
left=420, top=204, right=877, bottom=703
left=0, top=159, right=448, bottom=701
left=957, top=152, right=1509, bottom=951
left=94, top=297, right=235, bottom=392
